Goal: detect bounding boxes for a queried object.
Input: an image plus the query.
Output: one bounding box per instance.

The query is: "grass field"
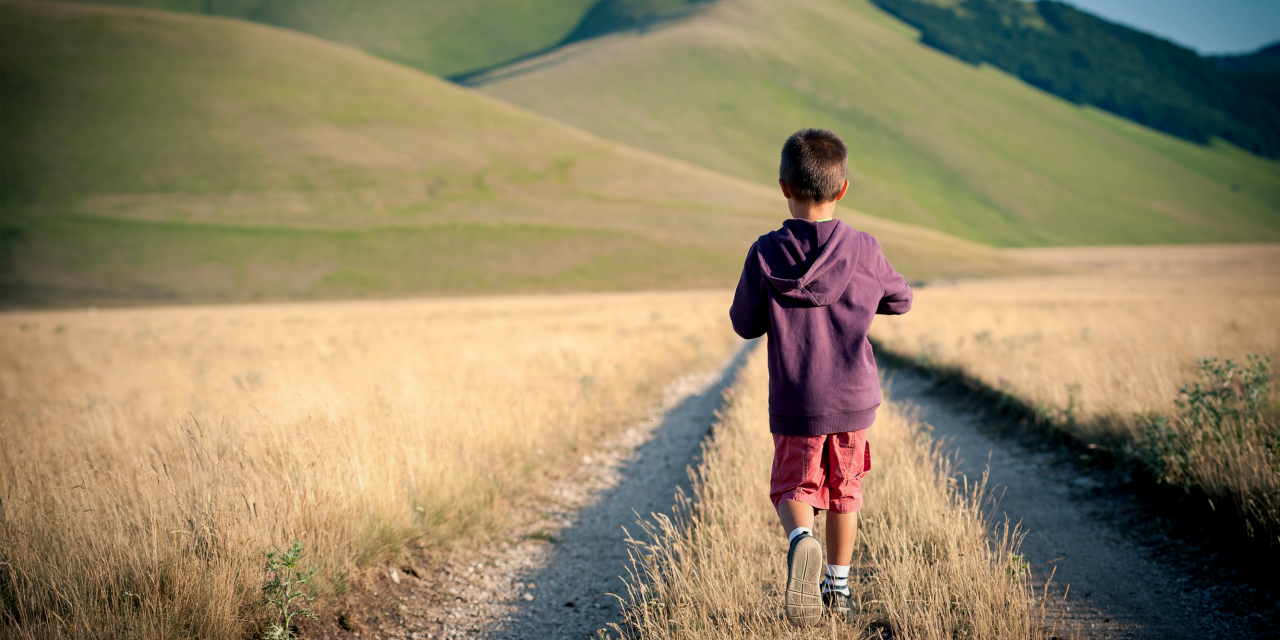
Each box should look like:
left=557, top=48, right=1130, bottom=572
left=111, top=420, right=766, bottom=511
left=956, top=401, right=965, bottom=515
left=868, top=243, right=1280, bottom=539
left=24, top=0, right=720, bottom=78
left=474, top=0, right=1280, bottom=247
left=0, top=291, right=740, bottom=637
left=0, top=1, right=1027, bottom=308
left=4, top=1, right=1276, bottom=633
left=615, top=346, right=1051, bottom=639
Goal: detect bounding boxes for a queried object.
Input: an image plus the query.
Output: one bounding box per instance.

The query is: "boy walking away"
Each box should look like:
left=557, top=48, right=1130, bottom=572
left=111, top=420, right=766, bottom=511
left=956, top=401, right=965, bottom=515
left=729, top=128, right=912, bottom=626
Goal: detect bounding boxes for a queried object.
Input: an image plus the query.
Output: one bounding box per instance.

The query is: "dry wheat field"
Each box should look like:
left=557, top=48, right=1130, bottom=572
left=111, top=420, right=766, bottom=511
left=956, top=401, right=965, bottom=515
left=4, top=244, right=1277, bottom=638
left=870, top=243, right=1280, bottom=538
left=0, top=292, right=739, bottom=638
left=873, top=244, right=1280, bottom=428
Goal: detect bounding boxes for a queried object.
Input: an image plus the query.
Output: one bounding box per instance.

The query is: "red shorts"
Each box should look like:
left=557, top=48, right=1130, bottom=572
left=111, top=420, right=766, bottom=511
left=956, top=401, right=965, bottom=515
left=770, top=430, right=871, bottom=514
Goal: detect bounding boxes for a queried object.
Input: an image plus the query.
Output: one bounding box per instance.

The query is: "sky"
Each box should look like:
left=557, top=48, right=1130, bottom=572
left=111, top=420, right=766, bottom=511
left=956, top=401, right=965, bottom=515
left=1062, top=0, right=1280, bottom=55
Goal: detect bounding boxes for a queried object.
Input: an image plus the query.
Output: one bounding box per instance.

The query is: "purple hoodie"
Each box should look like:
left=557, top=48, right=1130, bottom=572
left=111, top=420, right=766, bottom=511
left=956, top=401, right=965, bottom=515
left=730, top=219, right=912, bottom=436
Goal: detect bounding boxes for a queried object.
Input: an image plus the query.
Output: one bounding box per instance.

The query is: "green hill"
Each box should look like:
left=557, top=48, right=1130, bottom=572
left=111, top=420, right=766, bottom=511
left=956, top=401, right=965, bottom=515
left=22, top=0, right=706, bottom=78
left=1215, top=43, right=1280, bottom=115
left=0, top=0, right=1020, bottom=307
left=870, top=0, right=1280, bottom=158
left=471, top=0, right=1280, bottom=247
left=1216, top=43, right=1280, bottom=76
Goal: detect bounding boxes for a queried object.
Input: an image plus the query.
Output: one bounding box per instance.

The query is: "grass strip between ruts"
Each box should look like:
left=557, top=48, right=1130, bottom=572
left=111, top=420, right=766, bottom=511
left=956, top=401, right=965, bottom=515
left=612, top=342, right=1058, bottom=639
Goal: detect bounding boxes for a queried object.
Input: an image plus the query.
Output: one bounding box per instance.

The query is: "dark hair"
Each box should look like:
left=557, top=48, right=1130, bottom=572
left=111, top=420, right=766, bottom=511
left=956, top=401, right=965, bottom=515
left=779, top=128, right=848, bottom=203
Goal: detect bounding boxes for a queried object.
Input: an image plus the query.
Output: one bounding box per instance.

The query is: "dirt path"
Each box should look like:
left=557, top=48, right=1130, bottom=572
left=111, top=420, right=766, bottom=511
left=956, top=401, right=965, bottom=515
left=363, top=348, right=1257, bottom=640
left=329, top=345, right=751, bottom=640
left=884, top=366, right=1255, bottom=640
left=476, top=344, right=752, bottom=639
left=361, top=343, right=748, bottom=640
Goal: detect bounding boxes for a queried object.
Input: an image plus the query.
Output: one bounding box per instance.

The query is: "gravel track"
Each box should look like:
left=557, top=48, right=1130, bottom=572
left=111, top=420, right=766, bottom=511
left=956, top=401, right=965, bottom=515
left=884, top=365, right=1258, bottom=640
left=424, top=343, right=754, bottom=640
left=383, top=348, right=1262, bottom=640
left=305, top=345, right=752, bottom=640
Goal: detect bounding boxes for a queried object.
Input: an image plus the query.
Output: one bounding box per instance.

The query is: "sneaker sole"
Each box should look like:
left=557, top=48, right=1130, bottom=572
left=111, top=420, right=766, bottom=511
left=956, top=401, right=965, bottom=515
left=784, top=536, right=823, bottom=627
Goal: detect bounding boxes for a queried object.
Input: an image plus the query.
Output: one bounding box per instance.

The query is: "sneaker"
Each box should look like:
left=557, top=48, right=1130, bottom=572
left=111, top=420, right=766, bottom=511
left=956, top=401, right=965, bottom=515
left=823, top=589, right=855, bottom=622
left=783, top=533, right=823, bottom=627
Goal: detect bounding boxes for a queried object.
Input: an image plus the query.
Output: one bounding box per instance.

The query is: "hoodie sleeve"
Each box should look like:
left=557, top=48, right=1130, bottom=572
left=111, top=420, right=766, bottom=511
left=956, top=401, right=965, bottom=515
left=730, top=243, right=770, bottom=339
left=874, top=242, right=913, bottom=315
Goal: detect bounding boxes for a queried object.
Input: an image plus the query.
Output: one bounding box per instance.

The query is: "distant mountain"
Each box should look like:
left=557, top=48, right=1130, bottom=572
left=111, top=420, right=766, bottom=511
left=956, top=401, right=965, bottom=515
left=1214, top=43, right=1280, bottom=111
left=870, top=0, right=1280, bottom=158
left=1215, top=43, right=1280, bottom=76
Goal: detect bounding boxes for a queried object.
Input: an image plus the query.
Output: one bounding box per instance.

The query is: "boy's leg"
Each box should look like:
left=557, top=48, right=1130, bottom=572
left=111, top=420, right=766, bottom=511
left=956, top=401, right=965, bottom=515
left=824, top=429, right=870, bottom=562
left=780, top=501, right=823, bottom=627
left=771, top=435, right=829, bottom=627
left=777, top=499, right=816, bottom=536
left=823, top=511, right=857, bottom=613
left=771, top=434, right=828, bottom=540
left=822, top=430, right=870, bottom=620
left=824, top=510, right=858, bottom=566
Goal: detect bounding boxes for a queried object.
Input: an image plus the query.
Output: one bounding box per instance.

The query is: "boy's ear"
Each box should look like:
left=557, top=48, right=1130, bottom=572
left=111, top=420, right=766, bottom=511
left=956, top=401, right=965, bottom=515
left=778, top=179, right=793, bottom=200
left=835, top=179, right=850, bottom=201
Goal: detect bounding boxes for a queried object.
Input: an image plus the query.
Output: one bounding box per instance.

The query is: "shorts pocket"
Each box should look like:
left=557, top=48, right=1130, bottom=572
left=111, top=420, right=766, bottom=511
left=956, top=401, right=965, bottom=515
left=854, top=440, right=871, bottom=479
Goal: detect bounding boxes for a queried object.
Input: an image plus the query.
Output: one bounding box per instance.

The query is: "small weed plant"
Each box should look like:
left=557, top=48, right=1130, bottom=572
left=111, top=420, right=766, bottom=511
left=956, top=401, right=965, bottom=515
left=1133, top=355, right=1279, bottom=539
left=1135, top=355, right=1274, bottom=486
left=262, top=541, right=320, bottom=639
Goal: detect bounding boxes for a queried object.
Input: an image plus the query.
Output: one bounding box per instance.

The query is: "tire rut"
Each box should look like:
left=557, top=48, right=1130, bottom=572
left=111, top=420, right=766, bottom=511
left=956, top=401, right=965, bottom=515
left=476, top=343, right=755, bottom=640
left=884, top=365, right=1258, bottom=639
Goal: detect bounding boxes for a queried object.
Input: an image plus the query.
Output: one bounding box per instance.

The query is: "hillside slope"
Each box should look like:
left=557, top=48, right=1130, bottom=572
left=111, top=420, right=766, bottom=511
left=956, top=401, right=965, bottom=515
left=0, top=1, right=1018, bottom=307
left=24, top=0, right=707, bottom=78
left=871, top=0, right=1280, bottom=158
left=20, top=0, right=597, bottom=77
left=472, top=0, right=1280, bottom=247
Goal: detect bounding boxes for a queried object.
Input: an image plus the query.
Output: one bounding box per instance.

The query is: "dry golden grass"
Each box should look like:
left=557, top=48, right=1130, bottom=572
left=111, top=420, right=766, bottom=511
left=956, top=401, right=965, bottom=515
left=0, top=292, right=740, bottom=638
left=870, top=244, right=1280, bottom=538
left=874, top=245, right=1280, bottom=434
left=615, top=347, right=1052, bottom=639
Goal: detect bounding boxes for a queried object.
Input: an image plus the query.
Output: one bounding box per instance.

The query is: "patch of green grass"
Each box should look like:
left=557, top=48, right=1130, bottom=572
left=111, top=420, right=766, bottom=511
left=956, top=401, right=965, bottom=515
left=475, top=0, right=1280, bottom=247
left=0, top=216, right=744, bottom=307
left=28, top=0, right=716, bottom=78
left=25, top=0, right=603, bottom=77
left=524, top=530, right=559, bottom=543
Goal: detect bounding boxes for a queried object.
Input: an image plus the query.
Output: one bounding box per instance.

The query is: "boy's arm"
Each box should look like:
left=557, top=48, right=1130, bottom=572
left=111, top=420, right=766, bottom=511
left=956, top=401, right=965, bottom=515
left=875, top=242, right=913, bottom=315
left=730, top=243, right=770, bottom=339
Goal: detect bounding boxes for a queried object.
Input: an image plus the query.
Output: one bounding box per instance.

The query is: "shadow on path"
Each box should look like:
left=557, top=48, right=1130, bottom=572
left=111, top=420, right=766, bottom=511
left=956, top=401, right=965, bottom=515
left=450, top=1, right=715, bottom=86
left=486, top=341, right=756, bottom=640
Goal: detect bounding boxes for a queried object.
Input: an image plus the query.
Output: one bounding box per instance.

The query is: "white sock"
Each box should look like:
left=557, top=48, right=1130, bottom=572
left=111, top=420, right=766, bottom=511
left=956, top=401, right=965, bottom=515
left=787, top=527, right=812, bottom=543
left=823, top=564, right=850, bottom=595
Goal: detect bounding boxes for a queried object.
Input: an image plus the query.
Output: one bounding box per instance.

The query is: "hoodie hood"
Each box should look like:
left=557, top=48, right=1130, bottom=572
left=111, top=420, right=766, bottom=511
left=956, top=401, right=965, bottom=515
left=756, top=219, right=861, bottom=307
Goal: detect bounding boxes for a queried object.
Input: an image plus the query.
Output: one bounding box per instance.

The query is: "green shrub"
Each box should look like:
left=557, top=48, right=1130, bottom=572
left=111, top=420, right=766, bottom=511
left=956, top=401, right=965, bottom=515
left=1135, top=355, right=1274, bottom=488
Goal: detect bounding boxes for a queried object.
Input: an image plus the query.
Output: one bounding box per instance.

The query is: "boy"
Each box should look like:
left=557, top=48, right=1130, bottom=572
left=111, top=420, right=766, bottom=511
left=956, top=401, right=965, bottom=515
left=729, top=128, right=912, bottom=626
